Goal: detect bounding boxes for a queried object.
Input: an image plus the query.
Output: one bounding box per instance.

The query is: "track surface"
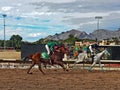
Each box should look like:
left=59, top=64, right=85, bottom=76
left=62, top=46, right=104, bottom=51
left=0, top=69, right=120, bottom=90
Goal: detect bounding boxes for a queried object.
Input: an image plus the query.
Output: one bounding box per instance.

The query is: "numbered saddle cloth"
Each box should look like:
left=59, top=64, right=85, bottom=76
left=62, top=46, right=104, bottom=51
left=41, top=52, right=49, bottom=59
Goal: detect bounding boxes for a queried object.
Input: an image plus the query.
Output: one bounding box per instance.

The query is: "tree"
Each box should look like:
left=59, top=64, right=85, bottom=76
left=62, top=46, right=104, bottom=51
left=35, top=38, right=46, bottom=44
left=68, top=34, right=74, bottom=38
left=63, top=34, right=80, bottom=45
left=0, top=40, right=4, bottom=47
left=10, top=35, right=22, bottom=49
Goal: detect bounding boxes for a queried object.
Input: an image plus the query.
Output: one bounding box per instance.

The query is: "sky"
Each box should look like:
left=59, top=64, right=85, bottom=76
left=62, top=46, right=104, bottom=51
left=0, top=0, right=120, bottom=42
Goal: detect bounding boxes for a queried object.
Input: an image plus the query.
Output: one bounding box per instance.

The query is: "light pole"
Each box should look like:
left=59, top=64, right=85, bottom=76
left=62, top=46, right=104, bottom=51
left=3, top=14, right=7, bottom=50
left=95, top=16, right=102, bottom=30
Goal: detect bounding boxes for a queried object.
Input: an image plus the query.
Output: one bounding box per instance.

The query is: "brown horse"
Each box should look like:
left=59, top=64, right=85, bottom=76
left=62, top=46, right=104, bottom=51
left=22, top=45, right=68, bottom=74
left=22, top=52, right=46, bottom=74
left=50, top=46, right=69, bottom=71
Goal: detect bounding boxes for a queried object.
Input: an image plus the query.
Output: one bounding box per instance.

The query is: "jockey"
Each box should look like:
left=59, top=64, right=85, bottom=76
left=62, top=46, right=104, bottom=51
left=73, top=46, right=79, bottom=59
left=45, top=41, right=58, bottom=55
left=88, top=43, right=99, bottom=63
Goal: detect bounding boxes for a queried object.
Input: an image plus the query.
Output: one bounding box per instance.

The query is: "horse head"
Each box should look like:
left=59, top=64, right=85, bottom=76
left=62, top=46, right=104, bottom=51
left=58, top=46, right=68, bottom=54
left=104, top=48, right=110, bottom=56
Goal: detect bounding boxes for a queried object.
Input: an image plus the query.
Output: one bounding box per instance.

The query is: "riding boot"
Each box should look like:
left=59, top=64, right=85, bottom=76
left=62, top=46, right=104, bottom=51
left=48, top=55, right=53, bottom=65
left=91, top=55, right=94, bottom=63
left=49, top=59, right=53, bottom=65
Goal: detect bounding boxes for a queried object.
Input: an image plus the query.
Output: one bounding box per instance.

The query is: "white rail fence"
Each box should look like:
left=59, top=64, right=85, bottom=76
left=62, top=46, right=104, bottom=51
left=0, top=59, right=120, bottom=70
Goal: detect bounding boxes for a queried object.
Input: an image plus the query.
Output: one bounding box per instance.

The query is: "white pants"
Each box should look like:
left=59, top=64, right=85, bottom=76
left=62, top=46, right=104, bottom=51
left=89, top=45, right=93, bottom=53
left=45, top=44, right=50, bottom=55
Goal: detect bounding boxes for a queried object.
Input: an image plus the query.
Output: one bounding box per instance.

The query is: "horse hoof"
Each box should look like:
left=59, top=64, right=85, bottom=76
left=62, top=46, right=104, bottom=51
left=41, top=72, right=45, bottom=75
left=42, top=73, right=45, bottom=75
left=102, top=70, right=105, bottom=72
left=27, top=72, right=33, bottom=74
left=54, top=69, right=57, bottom=71
left=87, top=69, right=91, bottom=72
left=66, top=69, right=69, bottom=72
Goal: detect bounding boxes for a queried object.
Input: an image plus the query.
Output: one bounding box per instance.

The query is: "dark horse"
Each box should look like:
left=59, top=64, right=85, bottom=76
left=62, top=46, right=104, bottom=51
left=22, top=46, right=69, bottom=74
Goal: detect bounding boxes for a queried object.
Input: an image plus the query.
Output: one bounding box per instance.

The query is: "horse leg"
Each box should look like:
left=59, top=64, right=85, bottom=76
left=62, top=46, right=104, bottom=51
left=99, top=61, right=104, bottom=72
left=43, top=63, right=47, bottom=69
left=37, top=61, right=45, bottom=75
left=73, top=61, right=77, bottom=68
left=27, top=62, right=35, bottom=74
left=88, top=61, right=96, bottom=71
left=57, top=61, right=69, bottom=71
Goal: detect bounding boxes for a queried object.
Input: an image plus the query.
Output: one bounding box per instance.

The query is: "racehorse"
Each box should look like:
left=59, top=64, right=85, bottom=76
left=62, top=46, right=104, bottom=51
left=73, top=52, right=88, bottom=67
left=88, top=48, right=110, bottom=71
left=75, top=52, right=88, bottom=63
left=22, top=45, right=68, bottom=74
left=50, top=46, right=69, bottom=71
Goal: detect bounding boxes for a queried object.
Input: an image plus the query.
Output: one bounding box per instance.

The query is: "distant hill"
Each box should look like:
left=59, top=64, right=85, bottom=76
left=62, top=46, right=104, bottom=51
left=89, top=29, right=120, bottom=40
left=45, top=29, right=120, bottom=40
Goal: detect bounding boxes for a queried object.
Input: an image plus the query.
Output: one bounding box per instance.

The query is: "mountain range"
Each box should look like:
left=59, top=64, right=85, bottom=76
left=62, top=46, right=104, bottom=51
left=45, top=29, right=120, bottom=41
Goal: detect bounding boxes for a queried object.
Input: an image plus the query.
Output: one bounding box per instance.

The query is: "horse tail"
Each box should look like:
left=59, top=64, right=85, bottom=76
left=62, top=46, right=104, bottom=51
left=22, top=54, right=33, bottom=61
left=21, top=57, right=30, bottom=63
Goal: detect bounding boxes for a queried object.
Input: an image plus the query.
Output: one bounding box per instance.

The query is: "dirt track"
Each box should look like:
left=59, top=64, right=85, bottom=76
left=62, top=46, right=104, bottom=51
left=0, top=69, right=120, bottom=90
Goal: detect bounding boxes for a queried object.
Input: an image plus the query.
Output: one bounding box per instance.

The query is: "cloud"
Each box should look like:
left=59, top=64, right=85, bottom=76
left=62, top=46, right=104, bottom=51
left=1, top=6, right=13, bottom=11
left=28, top=32, right=46, bottom=37
left=0, top=0, right=120, bottom=41
left=30, top=0, right=76, bottom=4
left=23, top=11, right=56, bottom=17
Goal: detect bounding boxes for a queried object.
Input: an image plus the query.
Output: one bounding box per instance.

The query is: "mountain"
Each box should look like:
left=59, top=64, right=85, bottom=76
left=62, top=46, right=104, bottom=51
left=45, top=29, right=90, bottom=40
left=45, top=29, right=120, bottom=40
left=90, top=29, right=120, bottom=40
